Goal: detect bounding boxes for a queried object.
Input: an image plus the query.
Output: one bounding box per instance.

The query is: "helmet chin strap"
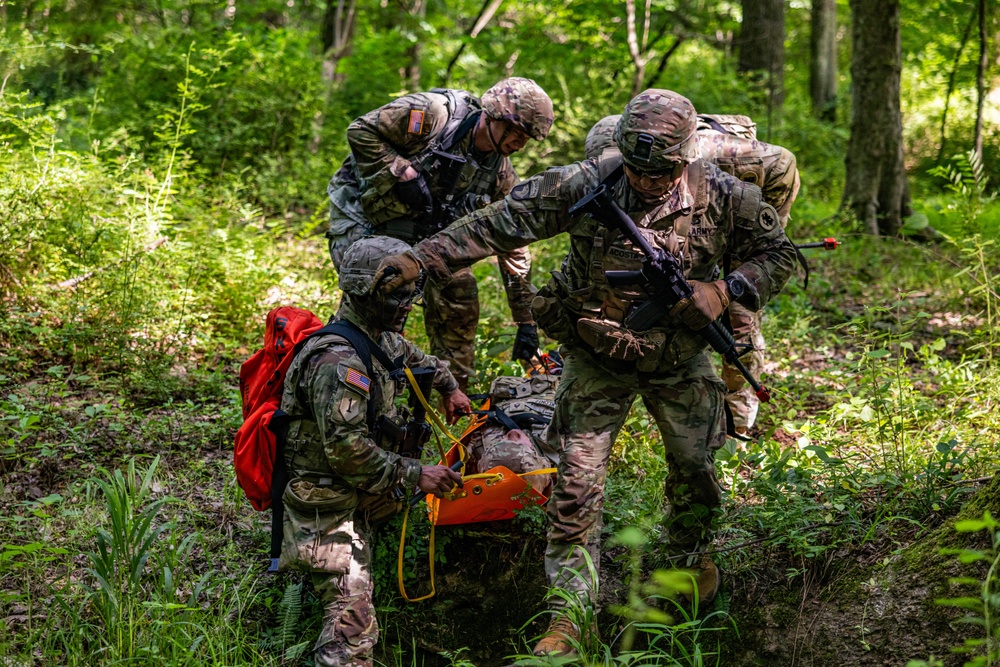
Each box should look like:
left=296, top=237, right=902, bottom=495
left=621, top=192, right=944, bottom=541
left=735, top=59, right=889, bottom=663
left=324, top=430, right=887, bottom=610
left=485, top=116, right=514, bottom=155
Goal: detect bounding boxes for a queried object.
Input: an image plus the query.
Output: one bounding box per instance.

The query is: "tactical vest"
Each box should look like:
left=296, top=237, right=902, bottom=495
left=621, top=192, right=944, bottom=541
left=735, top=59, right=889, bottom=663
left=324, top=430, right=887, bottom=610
left=359, top=89, right=506, bottom=237
left=531, top=157, right=764, bottom=373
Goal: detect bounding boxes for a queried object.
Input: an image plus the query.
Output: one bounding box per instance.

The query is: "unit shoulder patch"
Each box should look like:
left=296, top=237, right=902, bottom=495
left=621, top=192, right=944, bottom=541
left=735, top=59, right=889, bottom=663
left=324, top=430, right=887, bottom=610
left=758, top=203, right=778, bottom=231
left=511, top=180, right=539, bottom=201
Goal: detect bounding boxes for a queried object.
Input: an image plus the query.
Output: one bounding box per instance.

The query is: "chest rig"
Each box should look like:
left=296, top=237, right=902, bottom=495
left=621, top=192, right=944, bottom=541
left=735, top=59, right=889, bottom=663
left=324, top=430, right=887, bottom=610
left=364, top=89, right=504, bottom=238
left=533, top=159, right=762, bottom=372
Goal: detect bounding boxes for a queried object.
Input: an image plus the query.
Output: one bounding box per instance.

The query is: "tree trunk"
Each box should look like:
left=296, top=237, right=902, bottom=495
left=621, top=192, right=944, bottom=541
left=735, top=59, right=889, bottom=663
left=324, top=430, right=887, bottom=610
left=311, top=0, right=359, bottom=153
left=738, top=0, right=786, bottom=128
left=404, top=0, right=427, bottom=91
left=974, top=0, right=988, bottom=160
left=843, top=0, right=907, bottom=237
left=809, top=0, right=837, bottom=122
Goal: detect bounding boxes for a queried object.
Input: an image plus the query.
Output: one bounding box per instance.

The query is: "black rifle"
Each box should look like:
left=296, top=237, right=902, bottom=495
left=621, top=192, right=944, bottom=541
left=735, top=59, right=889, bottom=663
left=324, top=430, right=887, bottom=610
left=379, top=367, right=436, bottom=457
left=424, top=149, right=468, bottom=234
left=568, top=184, right=771, bottom=403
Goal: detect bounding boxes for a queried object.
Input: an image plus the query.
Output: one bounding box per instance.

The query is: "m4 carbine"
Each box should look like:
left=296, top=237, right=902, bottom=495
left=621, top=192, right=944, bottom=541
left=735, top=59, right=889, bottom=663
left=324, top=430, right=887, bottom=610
left=568, top=184, right=771, bottom=403
left=379, top=367, right=435, bottom=456
left=424, top=149, right=467, bottom=233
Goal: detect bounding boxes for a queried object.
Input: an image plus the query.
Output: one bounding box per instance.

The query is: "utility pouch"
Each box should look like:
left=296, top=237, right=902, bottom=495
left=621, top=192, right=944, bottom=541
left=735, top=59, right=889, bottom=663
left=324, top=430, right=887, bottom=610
left=531, top=280, right=580, bottom=346
left=576, top=318, right=655, bottom=362
left=357, top=490, right=403, bottom=528
left=278, top=478, right=358, bottom=573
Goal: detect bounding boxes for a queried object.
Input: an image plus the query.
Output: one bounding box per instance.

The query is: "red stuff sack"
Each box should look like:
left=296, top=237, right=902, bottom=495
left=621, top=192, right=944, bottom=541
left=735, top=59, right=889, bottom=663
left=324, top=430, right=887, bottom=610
left=235, top=307, right=324, bottom=511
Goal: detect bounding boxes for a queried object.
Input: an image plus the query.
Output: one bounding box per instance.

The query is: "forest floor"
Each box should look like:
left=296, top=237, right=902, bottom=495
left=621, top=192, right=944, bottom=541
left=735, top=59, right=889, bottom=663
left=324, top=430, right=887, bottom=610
left=2, top=209, right=1000, bottom=666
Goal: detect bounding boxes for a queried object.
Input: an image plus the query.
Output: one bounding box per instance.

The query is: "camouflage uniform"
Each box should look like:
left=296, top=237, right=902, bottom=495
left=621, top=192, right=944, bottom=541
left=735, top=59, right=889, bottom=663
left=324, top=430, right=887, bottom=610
left=327, top=80, right=553, bottom=388
left=407, top=91, right=797, bottom=606
left=278, top=300, right=458, bottom=667
left=465, top=374, right=560, bottom=495
left=585, top=114, right=800, bottom=431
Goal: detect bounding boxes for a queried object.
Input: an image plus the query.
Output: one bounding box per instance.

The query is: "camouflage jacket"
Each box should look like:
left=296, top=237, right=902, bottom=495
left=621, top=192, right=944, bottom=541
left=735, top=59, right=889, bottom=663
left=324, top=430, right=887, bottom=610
left=412, top=153, right=798, bottom=373
left=279, top=303, right=459, bottom=495
left=329, top=89, right=535, bottom=322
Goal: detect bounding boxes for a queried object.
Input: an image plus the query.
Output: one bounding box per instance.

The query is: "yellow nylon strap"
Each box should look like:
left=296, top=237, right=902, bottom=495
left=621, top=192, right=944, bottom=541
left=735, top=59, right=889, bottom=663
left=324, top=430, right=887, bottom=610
left=404, top=367, right=463, bottom=463
left=397, top=505, right=437, bottom=602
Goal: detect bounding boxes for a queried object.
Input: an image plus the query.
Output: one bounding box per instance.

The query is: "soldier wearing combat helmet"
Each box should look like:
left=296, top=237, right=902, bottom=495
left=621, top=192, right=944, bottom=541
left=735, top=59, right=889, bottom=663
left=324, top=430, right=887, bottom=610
left=372, top=89, right=797, bottom=657
left=325, top=78, right=555, bottom=391
left=278, top=236, right=470, bottom=667
left=586, top=112, right=801, bottom=435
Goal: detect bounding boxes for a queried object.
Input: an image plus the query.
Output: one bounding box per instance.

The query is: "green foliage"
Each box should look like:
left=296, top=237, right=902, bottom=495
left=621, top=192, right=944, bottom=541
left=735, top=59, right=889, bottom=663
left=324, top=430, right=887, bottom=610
left=935, top=512, right=1000, bottom=666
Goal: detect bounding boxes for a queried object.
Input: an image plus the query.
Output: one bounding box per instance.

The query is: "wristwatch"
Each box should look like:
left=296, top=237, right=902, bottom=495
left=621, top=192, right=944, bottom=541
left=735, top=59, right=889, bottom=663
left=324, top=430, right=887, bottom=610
left=724, top=275, right=746, bottom=300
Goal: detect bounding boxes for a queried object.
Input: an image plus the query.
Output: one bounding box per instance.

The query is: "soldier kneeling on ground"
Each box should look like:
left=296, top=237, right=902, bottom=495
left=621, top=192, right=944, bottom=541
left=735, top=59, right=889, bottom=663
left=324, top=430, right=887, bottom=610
left=277, top=236, right=470, bottom=667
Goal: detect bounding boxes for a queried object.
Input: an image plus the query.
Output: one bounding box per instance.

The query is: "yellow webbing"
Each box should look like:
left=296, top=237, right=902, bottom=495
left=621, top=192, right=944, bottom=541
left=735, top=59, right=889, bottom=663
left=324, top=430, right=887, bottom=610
left=395, top=369, right=556, bottom=602
left=397, top=368, right=464, bottom=602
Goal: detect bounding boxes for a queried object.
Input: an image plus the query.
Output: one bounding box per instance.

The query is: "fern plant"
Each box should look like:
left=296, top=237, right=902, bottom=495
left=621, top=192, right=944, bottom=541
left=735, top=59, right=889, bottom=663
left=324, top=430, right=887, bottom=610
left=929, top=149, right=997, bottom=235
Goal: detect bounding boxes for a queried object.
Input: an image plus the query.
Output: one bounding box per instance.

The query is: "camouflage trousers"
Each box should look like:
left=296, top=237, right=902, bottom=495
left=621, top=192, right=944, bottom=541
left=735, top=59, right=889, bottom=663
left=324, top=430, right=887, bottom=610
left=721, top=302, right=766, bottom=432
left=466, top=426, right=558, bottom=496
left=279, top=481, right=378, bottom=667
left=328, top=222, right=478, bottom=392
left=542, top=347, right=727, bottom=607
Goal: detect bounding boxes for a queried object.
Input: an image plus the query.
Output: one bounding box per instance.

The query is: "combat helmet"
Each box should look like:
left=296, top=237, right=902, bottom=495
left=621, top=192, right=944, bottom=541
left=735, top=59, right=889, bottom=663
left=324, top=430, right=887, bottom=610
left=481, top=77, right=555, bottom=141
left=585, top=114, right=621, bottom=160
left=339, top=236, right=416, bottom=296
left=614, top=89, right=698, bottom=170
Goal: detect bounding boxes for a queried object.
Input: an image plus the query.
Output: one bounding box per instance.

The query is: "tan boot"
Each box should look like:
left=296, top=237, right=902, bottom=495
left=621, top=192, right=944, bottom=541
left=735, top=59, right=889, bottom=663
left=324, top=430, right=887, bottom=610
left=681, top=555, right=720, bottom=607
left=532, top=616, right=580, bottom=657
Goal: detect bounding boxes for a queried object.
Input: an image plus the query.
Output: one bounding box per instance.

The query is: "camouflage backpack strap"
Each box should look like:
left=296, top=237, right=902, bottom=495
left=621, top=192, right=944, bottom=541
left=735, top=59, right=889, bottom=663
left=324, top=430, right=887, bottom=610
left=696, top=114, right=757, bottom=140
left=427, top=88, right=481, bottom=152
left=670, top=159, right=705, bottom=245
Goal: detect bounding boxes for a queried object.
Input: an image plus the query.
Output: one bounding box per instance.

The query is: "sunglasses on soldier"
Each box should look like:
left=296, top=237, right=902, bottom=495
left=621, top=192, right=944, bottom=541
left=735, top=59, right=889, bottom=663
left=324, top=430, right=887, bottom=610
left=384, top=284, right=423, bottom=309
left=624, top=162, right=682, bottom=181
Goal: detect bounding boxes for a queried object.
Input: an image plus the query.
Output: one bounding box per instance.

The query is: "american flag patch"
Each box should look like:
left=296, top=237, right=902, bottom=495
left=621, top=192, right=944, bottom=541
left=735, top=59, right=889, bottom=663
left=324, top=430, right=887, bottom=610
left=345, top=369, right=371, bottom=393
left=407, top=110, right=425, bottom=135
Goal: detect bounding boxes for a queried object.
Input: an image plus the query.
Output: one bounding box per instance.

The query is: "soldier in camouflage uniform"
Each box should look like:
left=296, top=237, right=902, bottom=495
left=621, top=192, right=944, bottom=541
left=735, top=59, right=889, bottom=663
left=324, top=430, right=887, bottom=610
left=278, top=237, right=470, bottom=667
left=465, top=373, right=560, bottom=496
left=586, top=113, right=800, bottom=434
left=326, top=78, right=555, bottom=390
left=372, top=90, right=798, bottom=656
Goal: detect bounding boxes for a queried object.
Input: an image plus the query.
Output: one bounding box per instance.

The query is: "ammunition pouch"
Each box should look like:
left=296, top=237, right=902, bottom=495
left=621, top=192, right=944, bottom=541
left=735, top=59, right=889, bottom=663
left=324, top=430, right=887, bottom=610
left=356, top=490, right=403, bottom=529
left=574, top=318, right=670, bottom=373
left=531, top=274, right=583, bottom=346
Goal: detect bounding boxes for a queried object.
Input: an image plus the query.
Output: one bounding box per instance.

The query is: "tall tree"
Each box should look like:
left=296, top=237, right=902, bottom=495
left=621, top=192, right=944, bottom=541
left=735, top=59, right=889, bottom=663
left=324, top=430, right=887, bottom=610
left=974, top=0, right=989, bottom=159
left=809, top=0, right=837, bottom=122
left=738, top=0, right=786, bottom=129
left=843, top=0, right=908, bottom=236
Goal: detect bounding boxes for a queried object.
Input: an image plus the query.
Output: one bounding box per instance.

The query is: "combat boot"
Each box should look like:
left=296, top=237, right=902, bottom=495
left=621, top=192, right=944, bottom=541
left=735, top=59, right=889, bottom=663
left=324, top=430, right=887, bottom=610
left=532, top=616, right=580, bottom=657
left=682, top=554, right=720, bottom=607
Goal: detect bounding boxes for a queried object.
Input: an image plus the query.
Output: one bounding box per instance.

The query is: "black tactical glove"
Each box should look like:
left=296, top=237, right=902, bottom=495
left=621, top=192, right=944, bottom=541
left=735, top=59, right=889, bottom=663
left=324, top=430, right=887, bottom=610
left=511, top=323, right=540, bottom=362
left=393, top=175, right=433, bottom=214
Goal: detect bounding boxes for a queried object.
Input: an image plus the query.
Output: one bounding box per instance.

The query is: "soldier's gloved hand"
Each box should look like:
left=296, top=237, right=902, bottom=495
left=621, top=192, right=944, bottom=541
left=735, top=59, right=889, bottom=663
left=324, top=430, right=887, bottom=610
left=669, top=280, right=730, bottom=330
left=417, top=464, right=464, bottom=498
left=441, top=389, right=471, bottom=425
left=371, top=250, right=424, bottom=295
left=393, top=174, right=433, bottom=213
left=510, top=323, right=540, bottom=362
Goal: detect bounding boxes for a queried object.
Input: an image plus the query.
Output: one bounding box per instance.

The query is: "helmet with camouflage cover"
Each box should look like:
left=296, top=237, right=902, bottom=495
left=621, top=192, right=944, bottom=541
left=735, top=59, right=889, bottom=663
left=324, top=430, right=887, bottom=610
left=480, top=77, right=554, bottom=141
left=339, top=236, right=417, bottom=296
left=585, top=114, right=621, bottom=160
left=614, top=89, right=698, bottom=170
